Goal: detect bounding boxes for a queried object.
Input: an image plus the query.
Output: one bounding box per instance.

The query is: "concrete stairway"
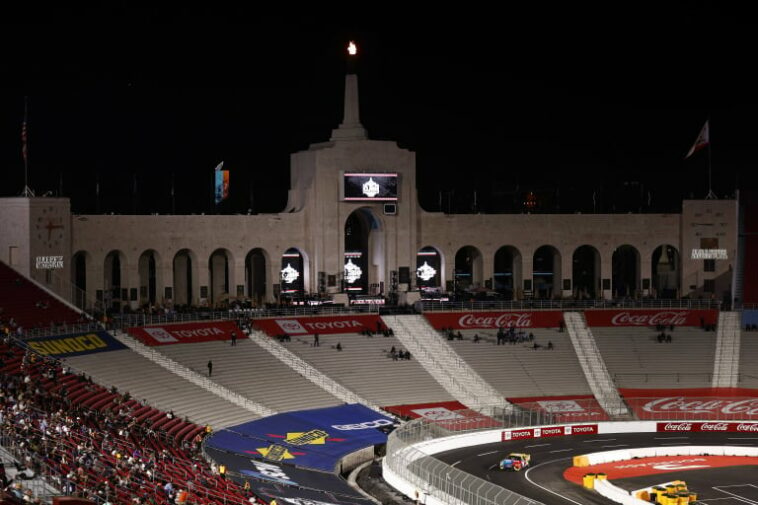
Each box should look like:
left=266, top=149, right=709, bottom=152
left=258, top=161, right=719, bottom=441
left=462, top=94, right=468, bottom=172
left=713, top=311, right=741, bottom=387
left=381, top=314, right=512, bottom=412
left=564, top=312, right=627, bottom=416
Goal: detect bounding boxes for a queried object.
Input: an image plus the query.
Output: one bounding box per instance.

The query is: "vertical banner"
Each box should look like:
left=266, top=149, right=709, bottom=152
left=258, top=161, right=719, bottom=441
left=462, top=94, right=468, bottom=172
left=214, top=161, right=229, bottom=205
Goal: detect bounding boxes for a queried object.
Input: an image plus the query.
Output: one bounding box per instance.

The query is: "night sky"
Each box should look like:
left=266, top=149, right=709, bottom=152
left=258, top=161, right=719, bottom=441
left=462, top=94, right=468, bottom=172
left=1, top=7, right=755, bottom=215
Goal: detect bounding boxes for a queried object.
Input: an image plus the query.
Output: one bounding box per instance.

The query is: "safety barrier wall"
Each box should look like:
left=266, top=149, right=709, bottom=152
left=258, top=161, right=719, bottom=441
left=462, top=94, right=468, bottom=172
left=384, top=411, right=758, bottom=505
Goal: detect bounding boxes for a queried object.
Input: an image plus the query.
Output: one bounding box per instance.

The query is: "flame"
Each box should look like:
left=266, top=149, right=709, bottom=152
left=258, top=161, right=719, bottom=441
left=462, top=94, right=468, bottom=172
left=348, top=41, right=357, bottom=55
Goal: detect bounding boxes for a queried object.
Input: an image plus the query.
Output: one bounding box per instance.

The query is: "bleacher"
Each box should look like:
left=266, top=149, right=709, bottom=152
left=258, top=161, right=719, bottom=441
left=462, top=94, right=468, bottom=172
left=446, top=329, right=592, bottom=397
left=592, top=326, right=717, bottom=388
left=0, top=260, right=85, bottom=330
left=157, top=338, right=343, bottom=413
left=281, top=331, right=454, bottom=406
left=64, top=349, right=257, bottom=429
left=739, top=330, right=758, bottom=387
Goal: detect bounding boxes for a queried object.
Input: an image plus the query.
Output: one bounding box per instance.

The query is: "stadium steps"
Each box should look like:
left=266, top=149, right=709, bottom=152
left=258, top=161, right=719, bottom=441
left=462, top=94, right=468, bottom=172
left=738, top=325, right=758, bottom=387
left=382, top=314, right=513, bottom=412
left=64, top=348, right=258, bottom=429
left=713, top=311, right=741, bottom=388
left=278, top=330, right=454, bottom=407
left=156, top=338, right=342, bottom=414
left=447, top=329, right=593, bottom=397
left=247, top=330, right=388, bottom=414
left=563, top=312, right=628, bottom=416
left=592, top=326, right=717, bottom=389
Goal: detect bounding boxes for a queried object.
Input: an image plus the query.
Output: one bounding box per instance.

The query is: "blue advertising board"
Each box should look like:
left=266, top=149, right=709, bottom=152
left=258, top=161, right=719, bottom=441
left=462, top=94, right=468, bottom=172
left=205, top=404, right=394, bottom=472
left=25, top=331, right=126, bottom=358
left=742, top=310, right=758, bottom=328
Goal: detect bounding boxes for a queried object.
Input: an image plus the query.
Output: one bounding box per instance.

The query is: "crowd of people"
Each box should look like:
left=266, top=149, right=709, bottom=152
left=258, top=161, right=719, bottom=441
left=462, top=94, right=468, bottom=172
left=0, top=336, right=260, bottom=505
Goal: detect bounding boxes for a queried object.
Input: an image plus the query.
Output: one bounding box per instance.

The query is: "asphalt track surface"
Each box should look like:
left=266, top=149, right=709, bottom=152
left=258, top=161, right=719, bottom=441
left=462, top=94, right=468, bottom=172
left=434, top=432, right=758, bottom=505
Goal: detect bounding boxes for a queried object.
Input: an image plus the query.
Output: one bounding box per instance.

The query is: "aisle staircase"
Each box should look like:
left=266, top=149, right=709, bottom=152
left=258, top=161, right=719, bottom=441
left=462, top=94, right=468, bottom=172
left=564, top=312, right=628, bottom=416
left=712, top=311, right=741, bottom=388
left=381, top=314, right=512, bottom=413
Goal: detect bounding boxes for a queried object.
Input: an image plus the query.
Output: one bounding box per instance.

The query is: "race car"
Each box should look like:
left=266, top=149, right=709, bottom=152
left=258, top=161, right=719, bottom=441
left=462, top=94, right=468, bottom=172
left=499, top=452, right=531, bottom=471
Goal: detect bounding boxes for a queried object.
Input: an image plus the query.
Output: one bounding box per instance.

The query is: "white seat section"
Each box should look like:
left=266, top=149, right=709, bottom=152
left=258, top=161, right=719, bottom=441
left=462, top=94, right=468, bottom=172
left=592, top=326, right=717, bottom=388
left=446, top=329, right=592, bottom=397
left=739, top=328, right=758, bottom=387
left=64, top=349, right=256, bottom=429
left=158, top=339, right=342, bottom=413
left=280, top=331, right=454, bottom=406
left=713, top=311, right=741, bottom=388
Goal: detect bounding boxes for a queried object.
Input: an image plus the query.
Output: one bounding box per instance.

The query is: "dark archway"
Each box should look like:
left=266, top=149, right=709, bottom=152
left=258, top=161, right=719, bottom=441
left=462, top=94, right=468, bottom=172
left=344, top=208, right=384, bottom=295
left=572, top=245, right=600, bottom=299
left=245, top=248, right=268, bottom=305
left=104, top=250, right=125, bottom=312
left=72, top=251, right=89, bottom=310
left=494, top=246, right=522, bottom=299
left=652, top=244, right=680, bottom=298
left=612, top=245, right=640, bottom=297
left=209, top=249, right=233, bottom=306
left=533, top=245, right=561, bottom=299
left=138, top=250, right=160, bottom=307
left=173, top=249, right=196, bottom=306
left=454, top=246, right=483, bottom=291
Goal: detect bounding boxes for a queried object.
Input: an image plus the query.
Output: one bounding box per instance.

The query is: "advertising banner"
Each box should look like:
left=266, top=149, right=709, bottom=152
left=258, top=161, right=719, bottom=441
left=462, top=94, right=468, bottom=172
left=501, top=423, right=597, bottom=441
left=127, top=321, right=241, bottom=346
left=25, top=331, right=126, bottom=358
left=383, top=401, right=500, bottom=430
left=205, top=404, right=394, bottom=472
left=424, top=311, right=564, bottom=330
left=507, top=395, right=610, bottom=422
left=253, top=315, right=384, bottom=336
left=583, top=309, right=718, bottom=327
left=657, top=421, right=758, bottom=433
left=621, top=388, right=758, bottom=420
left=252, top=482, right=376, bottom=505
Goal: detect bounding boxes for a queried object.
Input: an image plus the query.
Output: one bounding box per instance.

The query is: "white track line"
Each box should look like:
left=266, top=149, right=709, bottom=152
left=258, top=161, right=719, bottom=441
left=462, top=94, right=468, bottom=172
left=477, top=450, right=498, bottom=456
left=583, top=438, right=615, bottom=443
left=549, top=448, right=573, bottom=453
left=525, top=443, right=550, bottom=448
left=524, top=457, right=583, bottom=505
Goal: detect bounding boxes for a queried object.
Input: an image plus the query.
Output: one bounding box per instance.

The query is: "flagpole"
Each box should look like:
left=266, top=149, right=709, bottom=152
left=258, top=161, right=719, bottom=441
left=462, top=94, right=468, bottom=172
left=21, top=96, right=35, bottom=197
left=706, top=117, right=716, bottom=199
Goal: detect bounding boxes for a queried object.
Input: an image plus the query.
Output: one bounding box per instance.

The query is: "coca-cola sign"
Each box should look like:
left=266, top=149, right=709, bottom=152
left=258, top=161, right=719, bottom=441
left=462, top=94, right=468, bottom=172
left=584, top=309, right=717, bottom=327
left=658, top=422, right=758, bottom=433
left=638, top=397, right=758, bottom=418
left=425, top=311, right=563, bottom=330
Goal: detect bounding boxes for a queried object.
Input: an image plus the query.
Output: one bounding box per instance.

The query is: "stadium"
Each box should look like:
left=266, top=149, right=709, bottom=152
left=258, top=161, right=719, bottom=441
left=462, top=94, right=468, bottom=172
left=2, top=39, right=758, bottom=505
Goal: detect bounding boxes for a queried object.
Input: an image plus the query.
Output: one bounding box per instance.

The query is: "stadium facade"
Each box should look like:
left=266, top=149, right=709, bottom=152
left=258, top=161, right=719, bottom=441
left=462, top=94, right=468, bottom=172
left=0, top=72, right=738, bottom=311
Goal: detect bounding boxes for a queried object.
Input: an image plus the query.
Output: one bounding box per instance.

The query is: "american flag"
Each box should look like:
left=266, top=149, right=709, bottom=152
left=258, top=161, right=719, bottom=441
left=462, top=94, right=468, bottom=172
left=21, top=117, right=28, bottom=164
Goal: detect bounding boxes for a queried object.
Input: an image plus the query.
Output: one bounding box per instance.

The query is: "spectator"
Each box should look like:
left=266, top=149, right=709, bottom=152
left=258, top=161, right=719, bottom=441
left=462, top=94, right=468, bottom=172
left=207, top=360, right=213, bottom=377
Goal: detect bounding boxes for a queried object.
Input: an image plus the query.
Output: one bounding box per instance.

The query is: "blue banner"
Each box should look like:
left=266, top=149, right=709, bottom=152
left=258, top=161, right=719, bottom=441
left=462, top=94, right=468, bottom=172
left=25, top=331, right=126, bottom=358
left=205, top=404, right=394, bottom=472
left=742, top=310, right=758, bottom=328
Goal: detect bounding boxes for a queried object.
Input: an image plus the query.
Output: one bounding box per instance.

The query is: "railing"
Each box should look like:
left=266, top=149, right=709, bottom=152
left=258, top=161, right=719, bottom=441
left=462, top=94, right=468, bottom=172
left=612, top=372, right=714, bottom=383
left=385, top=401, right=758, bottom=505
left=417, top=298, right=721, bottom=312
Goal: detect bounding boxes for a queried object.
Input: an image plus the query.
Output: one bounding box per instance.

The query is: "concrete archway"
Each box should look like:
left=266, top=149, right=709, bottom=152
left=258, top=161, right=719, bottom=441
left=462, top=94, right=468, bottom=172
left=138, top=249, right=161, bottom=307
left=209, top=248, right=234, bottom=307
left=344, top=208, right=384, bottom=295
left=533, top=245, right=561, bottom=299
left=572, top=245, right=601, bottom=299
left=245, top=248, right=269, bottom=305
left=280, top=247, right=308, bottom=299
left=71, top=250, right=92, bottom=310
left=173, top=249, right=198, bottom=306
left=104, top=250, right=127, bottom=312
left=455, top=245, right=483, bottom=292
left=494, top=246, right=522, bottom=300
left=652, top=244, right=680, bottom=298
left=416, top=246, right=443, bottom=289
left=612, top=245, right=641, bottom=298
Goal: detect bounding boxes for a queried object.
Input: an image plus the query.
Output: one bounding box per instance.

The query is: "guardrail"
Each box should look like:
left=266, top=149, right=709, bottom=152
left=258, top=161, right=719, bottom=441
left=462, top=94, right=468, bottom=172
left=385, top=401, right=758, bottom=505
left=417, top=299, right=721, bottom=312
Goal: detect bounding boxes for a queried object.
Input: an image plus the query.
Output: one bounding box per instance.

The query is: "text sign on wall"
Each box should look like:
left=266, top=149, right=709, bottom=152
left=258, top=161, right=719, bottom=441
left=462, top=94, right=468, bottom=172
left=36, top=255, right=64, bottom=269
left=691, top=249, right=728, bottom=260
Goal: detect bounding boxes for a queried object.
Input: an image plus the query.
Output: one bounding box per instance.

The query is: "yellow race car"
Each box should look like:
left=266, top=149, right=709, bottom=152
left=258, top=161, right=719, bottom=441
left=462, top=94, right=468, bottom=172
left=499, top=452, right=531, bottom=471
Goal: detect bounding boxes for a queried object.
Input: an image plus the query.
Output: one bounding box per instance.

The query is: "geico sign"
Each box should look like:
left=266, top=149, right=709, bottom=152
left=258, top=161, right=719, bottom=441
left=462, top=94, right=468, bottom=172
left=458, top=313, right=532, bottom=329
left=610, top=311, right=688, bottom=326
left=331, top=419, right=394, bottom=430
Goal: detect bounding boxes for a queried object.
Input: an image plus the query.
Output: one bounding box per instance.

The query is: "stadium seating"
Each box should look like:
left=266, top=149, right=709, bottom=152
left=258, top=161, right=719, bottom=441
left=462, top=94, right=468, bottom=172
left=0, top=260, right=85, bottom=331
left=156, top=339, right=343, bottom=413
left=739, top=331, right=758, bottom=387
left=592, top=326, right=717, bottom=388
left=446, top=329, right=592, bottom=397
left=64, top=349, right=258, bottom=429
left=280, top=331, right=455, bottom=406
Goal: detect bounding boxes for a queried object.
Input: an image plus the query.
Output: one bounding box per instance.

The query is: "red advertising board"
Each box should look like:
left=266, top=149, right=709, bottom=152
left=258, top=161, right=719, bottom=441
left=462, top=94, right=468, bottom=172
left=253, top=315, right=384, bottom=336
left=508, top=395, right=610, bottom=422
left=657, top=421, right=758, bottom=433
left=383, top=401, right=500, bottom=430
left=424, top=311, right=563, bottom=330
left=622, top=388, right=758, bottom=420
left=584, top=309, right=717, bottom=327
left=501, top=424, right=597, bottom=441
left=128, top=321, right=241, bottom=346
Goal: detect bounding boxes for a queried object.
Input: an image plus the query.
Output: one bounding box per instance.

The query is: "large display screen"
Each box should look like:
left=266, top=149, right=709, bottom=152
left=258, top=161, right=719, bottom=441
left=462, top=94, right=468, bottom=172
left=343, top=172, right=398, bottom=201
